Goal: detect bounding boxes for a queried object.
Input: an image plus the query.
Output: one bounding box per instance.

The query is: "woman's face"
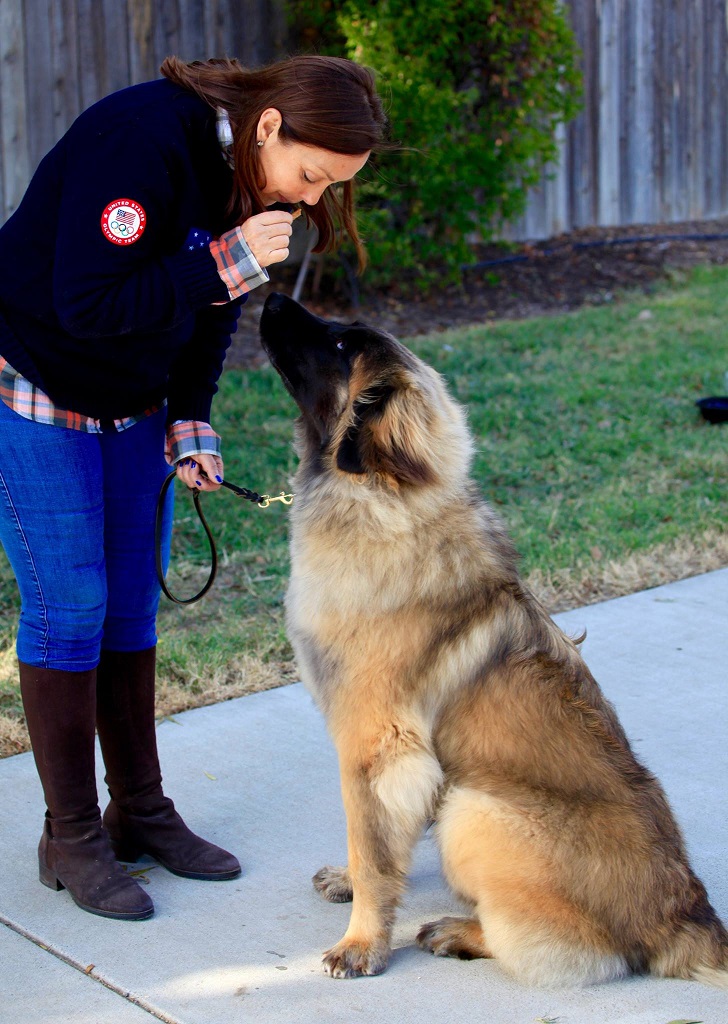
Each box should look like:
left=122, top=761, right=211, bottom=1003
left=255, top=108, right=370, bottom=207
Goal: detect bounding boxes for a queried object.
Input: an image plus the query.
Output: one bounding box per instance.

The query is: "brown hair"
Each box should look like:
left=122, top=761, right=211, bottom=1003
left=160, top=54, right=388, bottom=271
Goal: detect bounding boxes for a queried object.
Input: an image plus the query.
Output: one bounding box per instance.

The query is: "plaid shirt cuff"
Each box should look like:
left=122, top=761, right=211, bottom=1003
left=209, top=227, right=270, bottom=300
left=165, top=420, right=222, bottom=466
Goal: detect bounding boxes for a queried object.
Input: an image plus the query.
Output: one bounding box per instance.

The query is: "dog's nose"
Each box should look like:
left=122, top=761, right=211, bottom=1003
left=264, top=292, right=288, bottom=314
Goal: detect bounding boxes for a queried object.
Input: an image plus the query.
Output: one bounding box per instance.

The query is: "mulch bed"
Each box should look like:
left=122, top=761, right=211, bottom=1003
left=227, top=217, right=728, bottom=369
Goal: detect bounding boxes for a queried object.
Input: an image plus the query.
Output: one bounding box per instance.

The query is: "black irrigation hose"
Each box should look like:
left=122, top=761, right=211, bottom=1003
left=462, top=232, right=728, bottom=272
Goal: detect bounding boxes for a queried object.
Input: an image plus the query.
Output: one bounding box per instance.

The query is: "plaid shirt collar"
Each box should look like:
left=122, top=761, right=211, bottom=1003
left=216, top=109, right=234, bottom=169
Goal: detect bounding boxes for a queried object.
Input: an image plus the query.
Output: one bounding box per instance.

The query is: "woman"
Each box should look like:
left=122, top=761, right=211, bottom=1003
left=0, top=54, right=386, bottom=920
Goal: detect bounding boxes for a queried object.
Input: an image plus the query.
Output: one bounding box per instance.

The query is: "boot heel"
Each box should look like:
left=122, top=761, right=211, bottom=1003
left=39, top=860, right=65, bottom=891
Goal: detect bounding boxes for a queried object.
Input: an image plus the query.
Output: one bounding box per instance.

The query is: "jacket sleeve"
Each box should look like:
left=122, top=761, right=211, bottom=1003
left=165, top=300, right=244, bottom=424
left=52, top=121, right=229, bottom=339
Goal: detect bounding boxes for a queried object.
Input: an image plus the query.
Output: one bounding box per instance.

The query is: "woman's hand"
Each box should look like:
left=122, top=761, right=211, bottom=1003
left=239, top=210, right=294, bottom=268
left=175, top=453, right=224, bottom=492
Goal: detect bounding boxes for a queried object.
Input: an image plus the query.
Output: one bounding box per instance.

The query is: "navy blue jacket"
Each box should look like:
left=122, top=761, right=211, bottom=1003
left=0, top=79, right=243, bottom=423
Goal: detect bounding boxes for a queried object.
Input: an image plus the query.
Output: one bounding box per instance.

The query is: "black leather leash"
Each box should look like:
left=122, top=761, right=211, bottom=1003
left=155, top=470, right=293, bottom=605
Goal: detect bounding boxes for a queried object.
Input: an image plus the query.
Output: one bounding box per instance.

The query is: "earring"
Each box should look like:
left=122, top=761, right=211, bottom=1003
left=257, top=139, right=264, bottom=148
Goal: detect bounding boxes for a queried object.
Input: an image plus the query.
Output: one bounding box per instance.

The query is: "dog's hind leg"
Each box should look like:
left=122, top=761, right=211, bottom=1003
left=417, top=916, right=492, bottom=960
left=434, top=787, right=629, bottom=987
left=321, top=719, right=443, bottom=979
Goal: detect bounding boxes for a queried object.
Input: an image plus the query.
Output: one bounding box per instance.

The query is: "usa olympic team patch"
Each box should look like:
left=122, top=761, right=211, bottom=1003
left=101, top=198, right=147, bottom=245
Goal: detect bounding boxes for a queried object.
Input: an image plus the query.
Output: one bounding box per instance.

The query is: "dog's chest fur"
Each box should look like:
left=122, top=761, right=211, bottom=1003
left=284, top=488, right=533, bottom=719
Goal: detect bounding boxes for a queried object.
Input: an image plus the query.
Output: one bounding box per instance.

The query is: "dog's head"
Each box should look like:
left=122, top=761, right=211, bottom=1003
left=260, top=293, right=472, bottom=493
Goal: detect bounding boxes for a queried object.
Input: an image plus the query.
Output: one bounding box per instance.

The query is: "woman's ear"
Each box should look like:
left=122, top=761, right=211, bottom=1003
left=256, top=108, right=282, bottom=144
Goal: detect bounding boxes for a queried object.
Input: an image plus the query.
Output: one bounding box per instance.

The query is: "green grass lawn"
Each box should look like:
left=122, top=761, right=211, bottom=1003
left=1, top=264, right=726, bottom=749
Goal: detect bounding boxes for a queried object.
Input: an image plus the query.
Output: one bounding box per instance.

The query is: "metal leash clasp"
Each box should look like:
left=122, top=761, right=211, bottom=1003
left=257, top=491, right=294, bottom=508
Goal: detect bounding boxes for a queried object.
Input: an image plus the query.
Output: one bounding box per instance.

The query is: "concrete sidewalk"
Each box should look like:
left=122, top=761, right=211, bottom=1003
left=1, top=570, right=726, bottom=1024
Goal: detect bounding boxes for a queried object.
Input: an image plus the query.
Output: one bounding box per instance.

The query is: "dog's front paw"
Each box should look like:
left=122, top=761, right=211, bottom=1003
left=312, top=865, right=353, bottom=903
left=322, top=937, right=389, bottom=978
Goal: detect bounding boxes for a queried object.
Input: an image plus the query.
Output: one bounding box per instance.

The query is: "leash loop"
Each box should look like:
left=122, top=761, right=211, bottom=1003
left=155, top=472, right=217, bottom=606
left=155, top=471, right=292, bottom=605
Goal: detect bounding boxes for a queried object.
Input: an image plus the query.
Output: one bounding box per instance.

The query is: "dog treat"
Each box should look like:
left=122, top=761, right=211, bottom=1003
left=291, top=207, right=302, bottom=221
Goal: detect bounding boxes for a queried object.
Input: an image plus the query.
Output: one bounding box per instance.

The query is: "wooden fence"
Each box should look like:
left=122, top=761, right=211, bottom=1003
left=1, top=0, right=727, bottom=237
left=507, top=0, right=728, bottom=239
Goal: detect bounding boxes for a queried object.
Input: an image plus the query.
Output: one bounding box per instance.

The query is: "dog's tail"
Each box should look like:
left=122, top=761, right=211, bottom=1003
left=688, top=912, right=728, bottom=989
left=651, top=915, right=728, bottom=989
left=691, top=963, right=728, bottom=989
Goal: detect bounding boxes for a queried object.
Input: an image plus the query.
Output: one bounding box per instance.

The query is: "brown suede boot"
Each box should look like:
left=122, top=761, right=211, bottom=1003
left=96, top=647, right=241, bottom=880
left=18, top=661, right=154, bottom=920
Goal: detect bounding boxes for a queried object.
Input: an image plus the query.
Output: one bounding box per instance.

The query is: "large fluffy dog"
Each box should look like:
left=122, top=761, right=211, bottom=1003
left=259, top=292, right=727, bottom=986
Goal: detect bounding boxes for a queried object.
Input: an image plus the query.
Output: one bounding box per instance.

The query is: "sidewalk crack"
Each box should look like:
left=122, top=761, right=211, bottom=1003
left=0, top=914, right=186, bottom=1024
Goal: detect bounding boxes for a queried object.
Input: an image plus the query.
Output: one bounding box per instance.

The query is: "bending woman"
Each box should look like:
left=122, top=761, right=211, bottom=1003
left=0, top=54, right=385, bottom=920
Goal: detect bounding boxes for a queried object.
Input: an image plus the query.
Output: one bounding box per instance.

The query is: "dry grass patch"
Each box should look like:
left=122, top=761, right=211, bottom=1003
left=527, top=528, right=728, bottom=611
left=154, top=651, right=297, bottom=722
left=0, top=715, right=29, bottom=759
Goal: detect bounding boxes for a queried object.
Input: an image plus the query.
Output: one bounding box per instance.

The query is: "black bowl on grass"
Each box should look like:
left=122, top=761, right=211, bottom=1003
left=696, top=396, right=728, bottom=424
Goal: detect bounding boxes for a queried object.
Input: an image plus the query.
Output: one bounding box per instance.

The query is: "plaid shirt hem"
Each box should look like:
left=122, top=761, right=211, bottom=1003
left=0, top=356, right=159, bottom=432
left=209, top=227, right=270, bottom=301
left=165, top=420, right=222, bottom=465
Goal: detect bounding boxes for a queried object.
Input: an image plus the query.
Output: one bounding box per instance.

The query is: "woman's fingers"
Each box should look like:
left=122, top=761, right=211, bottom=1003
left=267, top=242, right=292, bottom=264
left=240, top=212, right=294, bottom=268
left=197, top=453, right=224, bottom=487
left=175, top=455, right=224, bottom=491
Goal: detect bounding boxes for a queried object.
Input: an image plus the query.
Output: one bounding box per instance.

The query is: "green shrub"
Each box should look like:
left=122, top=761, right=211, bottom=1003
left=289, top=0, right=582, bottom=288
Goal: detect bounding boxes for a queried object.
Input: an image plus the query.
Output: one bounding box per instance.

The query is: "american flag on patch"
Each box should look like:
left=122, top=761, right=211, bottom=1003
left=116, top=209, right=135, bottom=220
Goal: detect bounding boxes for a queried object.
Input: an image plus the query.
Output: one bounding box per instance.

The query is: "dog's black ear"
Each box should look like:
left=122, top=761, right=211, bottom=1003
left=336, top=376, right=437, bottom=487
left=335, top=382, right=394, bottom=477
left=373, top=383, right=438, bottom=486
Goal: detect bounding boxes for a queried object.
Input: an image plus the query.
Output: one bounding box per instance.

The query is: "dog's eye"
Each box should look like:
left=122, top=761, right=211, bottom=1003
left=336, top=339, right=346, bottom=351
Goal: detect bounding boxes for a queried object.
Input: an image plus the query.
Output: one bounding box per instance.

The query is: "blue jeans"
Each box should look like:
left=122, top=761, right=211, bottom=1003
left=0, top=401, right=174, bottom=670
